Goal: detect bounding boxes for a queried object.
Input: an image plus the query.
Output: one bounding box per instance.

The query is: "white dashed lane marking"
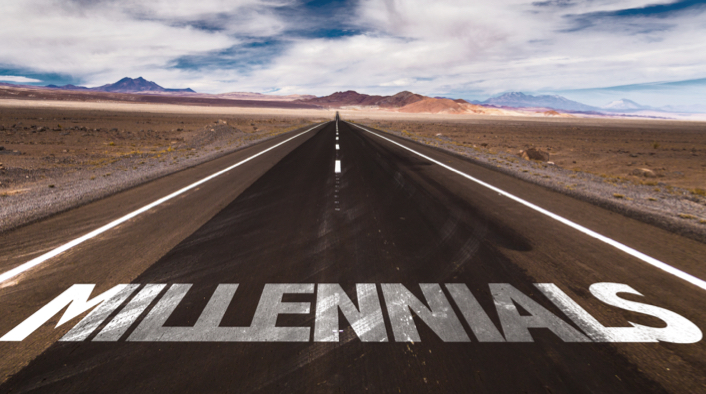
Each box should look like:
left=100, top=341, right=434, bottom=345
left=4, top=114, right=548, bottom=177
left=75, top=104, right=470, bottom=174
left=335, top=137, right=341, bottom=210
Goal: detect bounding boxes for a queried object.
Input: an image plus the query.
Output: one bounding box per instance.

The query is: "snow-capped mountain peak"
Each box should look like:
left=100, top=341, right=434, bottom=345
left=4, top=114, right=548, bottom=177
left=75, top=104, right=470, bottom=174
left=602, top=99, right=649, bottom=110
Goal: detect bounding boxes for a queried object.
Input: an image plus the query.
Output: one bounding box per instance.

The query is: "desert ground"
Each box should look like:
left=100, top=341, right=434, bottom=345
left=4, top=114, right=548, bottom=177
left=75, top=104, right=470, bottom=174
left=347, top=114, right=706, bottom=191
left=0, top=103, right=329, bottom=192
left=0, top=99, right=704, bottom=238
left=340, top=111, right=705, bottom=240
left=0, top=100, right=333, bottom=231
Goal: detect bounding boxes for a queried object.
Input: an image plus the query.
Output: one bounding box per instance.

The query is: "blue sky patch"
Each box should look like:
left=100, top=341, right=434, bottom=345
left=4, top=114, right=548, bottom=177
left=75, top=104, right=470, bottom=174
left=565, top=0, right=706, bottom=32
left=170, top=41, right=287, bottom=72
left=0, top=67, right=83, bottom=87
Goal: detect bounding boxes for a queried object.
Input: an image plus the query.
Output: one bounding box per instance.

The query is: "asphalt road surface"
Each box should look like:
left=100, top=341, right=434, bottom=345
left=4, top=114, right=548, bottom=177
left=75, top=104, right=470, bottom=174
left=1, top=118, right=705, bottom=393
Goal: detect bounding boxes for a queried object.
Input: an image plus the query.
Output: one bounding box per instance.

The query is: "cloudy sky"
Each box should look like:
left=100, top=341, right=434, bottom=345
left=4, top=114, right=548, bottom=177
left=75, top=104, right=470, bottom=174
left=1, top=0, right=705, bottom=107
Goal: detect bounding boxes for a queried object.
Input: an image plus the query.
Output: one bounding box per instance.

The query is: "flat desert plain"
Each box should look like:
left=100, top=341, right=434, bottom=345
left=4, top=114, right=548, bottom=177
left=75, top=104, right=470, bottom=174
left=0, top=100, right=333, bottom=231
left=0, top=101, right=330, bottom=191
left=0, top=99, right=704, bottom=238
left=341, top=111, right=706, bottom=191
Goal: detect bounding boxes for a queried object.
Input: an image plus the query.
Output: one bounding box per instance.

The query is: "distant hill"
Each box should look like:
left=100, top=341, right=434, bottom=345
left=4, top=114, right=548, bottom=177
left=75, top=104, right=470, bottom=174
left=398, top=97, right=472, bottom=114
left=46, top=77, right=195, bottom=93
left=45, top=84, right=90, bottom=91
left=95, top=77, right=195, bottom=93
left=483, top=92, right=598, bottom=112
left=299, top=90, right=425, bottom=108
left=301, top=90, right=384, bottom=106
left=300, top=90, right=528, bottom=116
left=602, top=99, right=652, bottom=111
left=659, top=103, right=706, bottom=113
left=214, top=92, right=316, bottom=102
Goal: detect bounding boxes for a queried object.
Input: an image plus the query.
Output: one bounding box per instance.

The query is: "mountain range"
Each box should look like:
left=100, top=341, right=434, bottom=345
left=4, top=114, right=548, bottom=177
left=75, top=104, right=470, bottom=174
left=12, top=76, right=701, bottom=115
left=47, top=77, right=195, bottom=93
left=298, top=90, right=426, bottom=107
left=298, top=90, right=677, bottom=114
left=44, top=78, right=316, bottom=101
left=297, top=91, right=514, bottom=116
left=478, top=92, right=599, bottom=112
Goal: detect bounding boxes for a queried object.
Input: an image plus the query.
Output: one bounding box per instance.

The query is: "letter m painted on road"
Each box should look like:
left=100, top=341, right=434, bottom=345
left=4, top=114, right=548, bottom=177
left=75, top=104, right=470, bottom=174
left=1, top=284, right=134, bottom=341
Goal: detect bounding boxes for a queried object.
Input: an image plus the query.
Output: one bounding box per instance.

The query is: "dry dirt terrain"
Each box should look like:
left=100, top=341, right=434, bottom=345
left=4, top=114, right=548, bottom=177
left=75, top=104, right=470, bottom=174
left=359, top=116, right=706, bottom=190
left=0, top=104, right=329, bottom=231
left=0, top=100, right=704, bottom=241
left=0, top=107, right=320, bottom=190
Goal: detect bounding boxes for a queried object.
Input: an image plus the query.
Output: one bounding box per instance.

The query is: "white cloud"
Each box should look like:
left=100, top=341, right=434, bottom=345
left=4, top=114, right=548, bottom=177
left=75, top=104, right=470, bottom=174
left=381, top=78, right=416, bottom=87
left=0, top=75, right=42, bottom=83
left=0, top=0, right=704, bottom=106
left=234, top=0, right=706, bottom=105
left=0, top=0, right=279, bottom=86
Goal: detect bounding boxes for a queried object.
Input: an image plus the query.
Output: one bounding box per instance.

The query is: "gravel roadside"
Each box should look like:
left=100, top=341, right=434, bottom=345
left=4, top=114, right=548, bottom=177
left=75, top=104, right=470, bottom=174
left=0, top=122, right=318, bottom=234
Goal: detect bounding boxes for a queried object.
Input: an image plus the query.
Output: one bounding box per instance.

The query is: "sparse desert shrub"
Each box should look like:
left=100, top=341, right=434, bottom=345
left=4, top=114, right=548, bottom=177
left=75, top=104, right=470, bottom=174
left=613, top=193, right=624, bottom=199
left=652, top=141, right=660, bottom=149
left=678, top=214, right=695, bottom=220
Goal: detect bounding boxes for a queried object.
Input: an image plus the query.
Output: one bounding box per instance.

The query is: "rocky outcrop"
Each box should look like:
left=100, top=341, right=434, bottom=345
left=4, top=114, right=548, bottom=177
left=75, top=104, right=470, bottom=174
left=520, top=148, right=550, bottom=162
left=631, top=168, right=657, bottom=178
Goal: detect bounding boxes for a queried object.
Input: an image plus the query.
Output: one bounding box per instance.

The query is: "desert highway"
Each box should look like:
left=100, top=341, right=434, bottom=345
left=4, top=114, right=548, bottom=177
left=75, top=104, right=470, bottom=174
left=0, top=117, right=705, bottom=393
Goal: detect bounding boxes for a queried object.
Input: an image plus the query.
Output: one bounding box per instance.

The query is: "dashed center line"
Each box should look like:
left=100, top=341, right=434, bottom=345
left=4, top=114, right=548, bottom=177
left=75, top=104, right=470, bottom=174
left=334, top=138, right=341, bottom=211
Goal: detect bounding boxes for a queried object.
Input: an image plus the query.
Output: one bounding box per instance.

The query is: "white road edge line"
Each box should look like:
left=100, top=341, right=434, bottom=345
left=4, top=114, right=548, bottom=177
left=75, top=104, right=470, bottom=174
left=335, top=160, right=341, bottom=174
left=0, top=123, right=327, bottom=284
left=350, top=122, right=706, bottom=291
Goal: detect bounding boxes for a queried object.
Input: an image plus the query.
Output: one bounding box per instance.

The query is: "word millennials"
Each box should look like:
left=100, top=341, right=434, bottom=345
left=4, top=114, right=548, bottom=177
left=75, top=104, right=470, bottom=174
left=1, top=283, right=701, bottom=343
